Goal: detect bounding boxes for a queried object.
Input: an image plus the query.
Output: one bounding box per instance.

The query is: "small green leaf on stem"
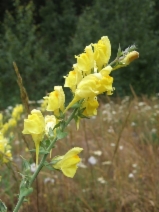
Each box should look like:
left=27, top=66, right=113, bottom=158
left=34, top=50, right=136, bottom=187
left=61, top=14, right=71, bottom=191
left=56, top=129, right=68, bottom=139
left=21, top=156, right=30, bottom=174
left=19, top=187, right=33, bottom=199
left=0, top=200, right=7, bottom=212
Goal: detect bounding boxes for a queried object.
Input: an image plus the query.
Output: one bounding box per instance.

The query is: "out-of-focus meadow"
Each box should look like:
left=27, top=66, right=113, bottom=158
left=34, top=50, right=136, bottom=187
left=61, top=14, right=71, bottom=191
left=1, top=94, right=159, bottom=212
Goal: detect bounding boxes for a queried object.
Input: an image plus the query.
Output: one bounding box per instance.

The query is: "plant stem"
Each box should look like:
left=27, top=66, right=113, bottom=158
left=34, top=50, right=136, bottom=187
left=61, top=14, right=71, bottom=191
left=13, top=196, right=25, bottom=212
left=65, top=107, right=78, bottom=128
left=13, top=108, right=77, bottom=212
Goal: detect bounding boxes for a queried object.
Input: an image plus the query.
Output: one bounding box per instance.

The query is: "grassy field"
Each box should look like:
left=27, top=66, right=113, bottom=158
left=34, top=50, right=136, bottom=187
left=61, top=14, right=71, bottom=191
left=1, top=95, right=159, bottom=212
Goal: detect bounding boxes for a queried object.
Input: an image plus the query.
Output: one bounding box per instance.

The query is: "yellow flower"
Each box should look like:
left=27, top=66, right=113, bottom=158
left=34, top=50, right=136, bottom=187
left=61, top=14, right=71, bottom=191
left=40, top=98, right=48, bottom=112
left=1, top=123, right=9, bottom=135
left=65, top=72, right=113, bottom=111
left=0, top=132, right=12, bottom=163
left=3, top=150, right=12, bottom=163
left=64, top=64, right=83, bottom=92
left=45, top=86, right=65, bottom=116
left=75, top=44, right=94, bottom=75
left=100, top=65, right=112, bottom=77
left=22, top=109, right=45, bottom=165
left=93, top=36, right=111, bottom=71
left=8, top=118, right=17, bottom=128
left=98, top=75, right=114, bottom=95
left=53, top=147, right=83, bottom=178
left=12, top=104, right=23, bottom=121
left=82, top=97, right=99, bottom=117
left=75, top=73, right=101, bottom=99
left=45, top=115, right=57, bottom=136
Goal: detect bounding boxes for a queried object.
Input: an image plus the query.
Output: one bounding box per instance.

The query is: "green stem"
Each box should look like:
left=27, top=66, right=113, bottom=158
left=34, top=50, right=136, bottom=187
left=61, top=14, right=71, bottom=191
left=13, top=196, right=25, bottom=212
left=65, top=107, right=78, bottom=128
left=13, top=107, right=78, bottom=212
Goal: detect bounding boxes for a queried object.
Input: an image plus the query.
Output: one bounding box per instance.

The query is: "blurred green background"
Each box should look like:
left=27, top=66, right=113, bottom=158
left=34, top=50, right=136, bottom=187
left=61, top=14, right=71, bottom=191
left=0, top=0, right=159, bottom=109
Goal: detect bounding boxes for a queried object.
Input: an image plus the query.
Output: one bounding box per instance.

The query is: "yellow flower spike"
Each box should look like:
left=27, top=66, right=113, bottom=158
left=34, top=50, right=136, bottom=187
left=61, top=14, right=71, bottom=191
left=75, top=44, right=94, bottom=75
left=45, top=115, right=56, bottom=136
left=93, top=36, right=111, bottom=71
left=45, top=86, right=65, bottom=116
left=53, top=147, right=83, bottom=178
left=0, top=132, right=12, bottom=163
left=22, top=109, right=45, bottom=165
left=64, top=64, right=83, bottom=92
left=1, top=123, right=9, bottom=135
left=82, top=97, right=99, bottom=117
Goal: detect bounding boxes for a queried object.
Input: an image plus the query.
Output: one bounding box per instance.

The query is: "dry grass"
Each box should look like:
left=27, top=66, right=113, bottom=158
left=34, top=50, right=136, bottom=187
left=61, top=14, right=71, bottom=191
left=1, top=95, right=159, bottom=212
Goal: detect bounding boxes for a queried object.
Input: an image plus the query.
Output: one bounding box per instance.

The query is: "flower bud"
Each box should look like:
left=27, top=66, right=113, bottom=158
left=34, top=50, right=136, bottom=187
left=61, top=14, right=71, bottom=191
left=123, top=51, right=139, bottom=65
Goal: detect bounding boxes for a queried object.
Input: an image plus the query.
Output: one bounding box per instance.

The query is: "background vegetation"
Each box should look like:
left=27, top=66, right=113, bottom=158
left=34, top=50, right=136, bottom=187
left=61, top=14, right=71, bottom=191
left=1, top=1, right=159, bottom=211
left=1, top=96, right=159, bottom=212
left=0, top=0, right=159, bottom=108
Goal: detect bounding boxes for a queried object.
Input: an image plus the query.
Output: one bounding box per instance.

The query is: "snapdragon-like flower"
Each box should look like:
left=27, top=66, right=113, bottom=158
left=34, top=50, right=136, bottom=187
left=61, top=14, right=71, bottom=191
left=45, top=86, right=65, bottom=116
left=64, top=64, right=83, bottom=92
left=45, top=115, right=56, bottom=136
left=53, top=147, right=83, bottom=178
left=93, top=36, right=111, bottom=71
left=82, top=97, right=99, bottom=117
left=12, top=104, right=23, bottom=121
left=75, top=44, right=94, bottom=75
left=65, top=72, right=114, bottom=111
left=22, top=109, right=45, bottom=165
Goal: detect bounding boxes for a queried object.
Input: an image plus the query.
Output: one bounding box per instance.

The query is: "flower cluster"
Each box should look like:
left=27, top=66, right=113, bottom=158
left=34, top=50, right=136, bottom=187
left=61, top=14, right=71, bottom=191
left=22, top=109, right=83, bottom=176
left=64, top=36, right=113, bottom=115
left=0, top=104, right=23, bottom=135
left=22, top=35, right=138, bottom=177
left=0, top=132, right=12, bottom=164
left=0, top=104, right=24, bottom=167
left=64, top=36, right=139, bottom=116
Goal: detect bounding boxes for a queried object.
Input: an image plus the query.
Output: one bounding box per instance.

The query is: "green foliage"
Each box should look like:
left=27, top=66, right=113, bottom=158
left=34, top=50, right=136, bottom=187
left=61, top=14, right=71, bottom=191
left=68, top=0, right=159, bottom=96
left=0, top=200, right=7, bottom=212
left=39, top=0, right=77, bottom=92
left=0, top=0, right=77, bottom=109
left=0, top=0, right=50, bottom=108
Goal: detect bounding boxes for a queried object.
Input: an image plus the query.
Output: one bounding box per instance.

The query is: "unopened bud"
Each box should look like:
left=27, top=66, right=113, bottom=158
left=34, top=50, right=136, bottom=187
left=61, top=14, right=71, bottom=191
left=123, top=51, right=139, bottom=65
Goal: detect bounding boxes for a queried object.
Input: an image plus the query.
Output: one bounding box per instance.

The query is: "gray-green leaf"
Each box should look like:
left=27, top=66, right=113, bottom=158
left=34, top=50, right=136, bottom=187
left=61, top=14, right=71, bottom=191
left=0, top=200, right=7, bottom=212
